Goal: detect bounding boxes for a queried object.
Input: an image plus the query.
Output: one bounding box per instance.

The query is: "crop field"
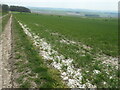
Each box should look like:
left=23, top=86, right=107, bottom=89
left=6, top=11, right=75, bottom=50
left=15, top=13, right=118, bottom=56
left=11, top=13, right=118, bottom=88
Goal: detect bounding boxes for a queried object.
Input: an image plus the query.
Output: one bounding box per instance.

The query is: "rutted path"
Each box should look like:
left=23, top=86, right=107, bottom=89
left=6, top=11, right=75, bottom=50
left=0, top=15, right=12, bottom=89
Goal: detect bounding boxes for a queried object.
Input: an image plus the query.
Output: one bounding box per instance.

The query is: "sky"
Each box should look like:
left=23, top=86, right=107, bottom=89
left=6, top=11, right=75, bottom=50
left=0, top=0, right=119, bottom=11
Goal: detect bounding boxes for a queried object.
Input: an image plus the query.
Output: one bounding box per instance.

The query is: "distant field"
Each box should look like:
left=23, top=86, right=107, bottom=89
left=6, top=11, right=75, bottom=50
left=14, top=13, right=118, bottom=88
left=15, top=13, right=118, bottom=57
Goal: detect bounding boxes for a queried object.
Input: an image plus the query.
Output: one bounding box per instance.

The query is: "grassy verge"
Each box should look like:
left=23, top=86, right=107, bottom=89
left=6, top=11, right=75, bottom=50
left=12, top=16, right=67, bottom=88
left=0, top=14, right=10, bottom=34
left=2, top=11, right=9, bottom=16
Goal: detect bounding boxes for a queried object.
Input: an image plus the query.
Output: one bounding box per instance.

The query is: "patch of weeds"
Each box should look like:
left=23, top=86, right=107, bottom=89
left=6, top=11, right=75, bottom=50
left=54, top=58, right=59, bottom=63
left=47, top=60, right=53, bottom=64
left=61, top=64, right=68, bottom=71
left=14, top=54, right=22, bottom=59
left=20, top=81, right=31, bottom=88
left=16, top=75, right=26, bottom=84
left=74, top=54, right=94, bottom=68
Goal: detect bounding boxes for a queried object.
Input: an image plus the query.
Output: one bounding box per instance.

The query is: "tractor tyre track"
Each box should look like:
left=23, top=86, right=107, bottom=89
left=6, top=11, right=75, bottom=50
left=0, top=15, right=13, bottom=89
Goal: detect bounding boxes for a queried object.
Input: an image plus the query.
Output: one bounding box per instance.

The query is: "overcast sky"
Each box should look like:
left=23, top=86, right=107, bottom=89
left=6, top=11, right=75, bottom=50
left=0, top=0, right=119, bottom=11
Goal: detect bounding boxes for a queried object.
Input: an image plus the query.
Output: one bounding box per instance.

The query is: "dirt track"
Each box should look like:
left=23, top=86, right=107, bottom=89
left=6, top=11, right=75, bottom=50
left=0, top=15, right=12, bottom=89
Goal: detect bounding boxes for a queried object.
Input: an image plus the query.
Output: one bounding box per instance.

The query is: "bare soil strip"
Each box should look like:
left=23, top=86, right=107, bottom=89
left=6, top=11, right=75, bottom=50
left=0, top=15, right=12, bottom=89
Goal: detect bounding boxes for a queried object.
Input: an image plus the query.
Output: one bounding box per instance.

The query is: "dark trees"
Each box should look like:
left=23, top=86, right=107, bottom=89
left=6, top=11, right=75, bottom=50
left=0, top=4, right=31, bottom=14
left=1, top=4, right=9, bottom=13
left=10, top=6, right=31, bottom=13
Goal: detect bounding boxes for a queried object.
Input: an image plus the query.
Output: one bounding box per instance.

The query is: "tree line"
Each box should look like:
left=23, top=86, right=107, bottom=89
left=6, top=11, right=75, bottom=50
left=1, top=4, right=31, bottom=13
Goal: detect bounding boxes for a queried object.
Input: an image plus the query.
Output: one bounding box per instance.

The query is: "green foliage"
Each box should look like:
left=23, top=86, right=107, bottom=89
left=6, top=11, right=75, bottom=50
left=1, top=4, right=9, bottom=14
